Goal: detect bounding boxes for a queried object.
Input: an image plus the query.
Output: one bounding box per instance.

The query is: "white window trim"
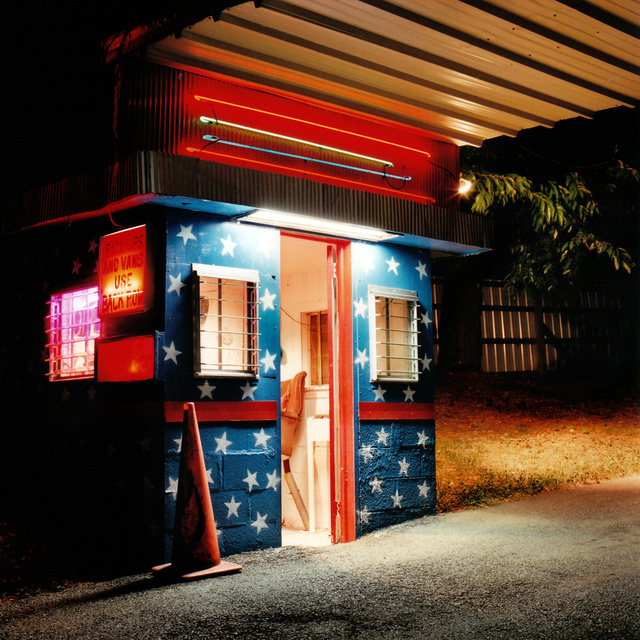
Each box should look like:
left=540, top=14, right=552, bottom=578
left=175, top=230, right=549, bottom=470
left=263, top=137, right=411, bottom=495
left=192, top=263, right=260, bottom=379
left=368, top=284, right=420, bottom=383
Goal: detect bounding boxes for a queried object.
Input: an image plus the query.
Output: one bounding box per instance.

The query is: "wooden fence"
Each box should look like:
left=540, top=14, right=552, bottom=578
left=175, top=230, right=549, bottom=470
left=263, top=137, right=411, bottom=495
left=432, top=278, right=637, bottom=373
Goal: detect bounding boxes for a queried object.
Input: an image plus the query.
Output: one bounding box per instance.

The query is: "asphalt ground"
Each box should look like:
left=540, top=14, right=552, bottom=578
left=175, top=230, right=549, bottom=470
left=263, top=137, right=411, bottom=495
left=1, top=475, right=639, bottom=639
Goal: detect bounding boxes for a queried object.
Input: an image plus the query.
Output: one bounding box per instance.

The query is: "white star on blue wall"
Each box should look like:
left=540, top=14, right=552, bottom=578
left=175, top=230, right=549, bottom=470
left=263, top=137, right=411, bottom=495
left=386, top=256, right=400, bottom=274
left=373, top=386, right=386, bottom=401
left=225, top=496, right=241, bottom=518
left=220, top=234, right=237, bottom=257
left=198, top=380, right=216, bottom=399
left=168, top=274, right=186, bottom=296
left=403, top=386, right=416, bottom=402
left=252, top=512, right=269, bottom=534
left=166, top=477, right=178, bottom=499
left=214, top=432, right=232, bottom=454
left=253, top=428, right=271, bottom=449
left=240, top=381, right=257, bottom=400
left=244, top=470, right=259, bottom=492
left=177, top=225, right=197, bottom=245
left=260, top=350, right=277, bottom=372
left=355, top=349, right=370, bottom=369
left=260, top=289, right=277, bottom=310
left=354, top=298, right=367, bottom=318
left=163, top=342, right=182, bottom=364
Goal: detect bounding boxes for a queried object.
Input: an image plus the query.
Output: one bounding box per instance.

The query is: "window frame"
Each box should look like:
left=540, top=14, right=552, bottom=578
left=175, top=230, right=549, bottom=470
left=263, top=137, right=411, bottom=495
left=368, top=284, right=420, bottom=383
left=192, top=263, right=260, bottom=379
left=305, top=309, right=330, bottom=387
left=45, top=284, right=101, bottom=382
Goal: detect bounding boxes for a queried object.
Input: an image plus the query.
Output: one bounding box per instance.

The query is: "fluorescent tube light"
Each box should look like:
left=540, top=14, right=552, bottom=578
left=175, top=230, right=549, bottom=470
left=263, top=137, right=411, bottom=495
left=243, top=209, right=399, bottom=242
left=201, top=136, right=411, bottom=182
left=200, top=116, right=394, bottom=166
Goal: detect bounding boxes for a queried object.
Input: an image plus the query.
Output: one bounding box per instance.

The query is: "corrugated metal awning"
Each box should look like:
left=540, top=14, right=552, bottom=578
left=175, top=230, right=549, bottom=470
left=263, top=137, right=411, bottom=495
left=142, top=0, right=640, bottom=146
left=3, top=151, right=492, bottom=256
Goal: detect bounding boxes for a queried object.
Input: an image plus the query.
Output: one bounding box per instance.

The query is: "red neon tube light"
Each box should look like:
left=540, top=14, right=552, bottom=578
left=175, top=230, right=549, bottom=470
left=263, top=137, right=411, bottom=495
left=194, top=95, right=431, bottom=159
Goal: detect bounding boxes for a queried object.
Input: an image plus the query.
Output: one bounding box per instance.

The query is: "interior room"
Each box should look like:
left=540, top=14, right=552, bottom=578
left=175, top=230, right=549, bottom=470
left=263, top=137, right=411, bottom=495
left=280, top=234, right=333, bottom=547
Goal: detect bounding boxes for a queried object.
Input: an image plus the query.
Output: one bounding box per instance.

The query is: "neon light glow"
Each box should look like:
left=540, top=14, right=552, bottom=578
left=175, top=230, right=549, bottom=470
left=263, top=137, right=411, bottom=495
left=46, top=286, right=100, bottom=381
left=199, top=116, right=394, bottom=166
left=244, top=209, right=399, bottom=242
left=201, top=135, right=411, bottom=182
left=194, top=95, right=432, bottom=158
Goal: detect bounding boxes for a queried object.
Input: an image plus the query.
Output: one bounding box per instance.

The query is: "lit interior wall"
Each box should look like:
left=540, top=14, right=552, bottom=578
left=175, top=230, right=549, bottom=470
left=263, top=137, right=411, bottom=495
left=280, top=236, right=331, bottom=533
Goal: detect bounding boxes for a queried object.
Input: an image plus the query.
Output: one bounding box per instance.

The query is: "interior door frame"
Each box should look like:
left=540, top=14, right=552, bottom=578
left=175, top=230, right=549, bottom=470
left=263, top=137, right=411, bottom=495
left=326, top=240, right=356, bottom=543
left=281, top=231, right=355, bottom=543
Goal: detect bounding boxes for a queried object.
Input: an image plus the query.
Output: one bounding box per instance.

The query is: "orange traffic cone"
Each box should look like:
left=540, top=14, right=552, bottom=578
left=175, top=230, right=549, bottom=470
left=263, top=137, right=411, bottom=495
left=153, top=402, right=241, bottom=580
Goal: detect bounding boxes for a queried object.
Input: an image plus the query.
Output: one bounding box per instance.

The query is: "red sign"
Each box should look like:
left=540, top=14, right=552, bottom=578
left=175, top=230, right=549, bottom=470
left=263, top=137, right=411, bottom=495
left=99, top=225, right=150, bottom=317
left=178, top=73, right=451, bottom=206
left=97, top=335, right=155, bottom=382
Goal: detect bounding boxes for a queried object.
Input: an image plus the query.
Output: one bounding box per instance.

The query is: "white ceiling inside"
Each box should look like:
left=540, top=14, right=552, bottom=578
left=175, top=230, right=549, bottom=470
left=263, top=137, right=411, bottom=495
left=144, top=0, right=640, bottom=146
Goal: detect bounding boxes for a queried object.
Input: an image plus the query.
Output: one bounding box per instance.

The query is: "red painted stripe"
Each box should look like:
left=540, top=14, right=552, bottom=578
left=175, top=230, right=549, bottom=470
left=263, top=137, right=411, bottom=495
left=164, top=401, right=278, bottom=423
left=359, top=402, right=435, bottom=421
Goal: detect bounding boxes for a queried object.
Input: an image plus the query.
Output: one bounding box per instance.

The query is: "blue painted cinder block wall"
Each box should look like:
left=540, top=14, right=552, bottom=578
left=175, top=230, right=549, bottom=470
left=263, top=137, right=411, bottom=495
left=351, top=242, right=437, bottom=536
left=160, top=210, right=435, bottom=558
left=161, top=210, right=282, bottom=557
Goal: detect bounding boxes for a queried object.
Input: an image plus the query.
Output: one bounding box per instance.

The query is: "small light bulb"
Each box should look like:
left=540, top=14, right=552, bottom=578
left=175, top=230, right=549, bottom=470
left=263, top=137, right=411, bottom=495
left=458, top=178, right=472, bottom=195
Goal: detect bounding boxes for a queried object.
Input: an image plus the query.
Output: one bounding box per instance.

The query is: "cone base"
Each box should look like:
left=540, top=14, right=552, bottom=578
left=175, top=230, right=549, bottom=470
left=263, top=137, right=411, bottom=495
left=152, top=560, right=242, bottom=580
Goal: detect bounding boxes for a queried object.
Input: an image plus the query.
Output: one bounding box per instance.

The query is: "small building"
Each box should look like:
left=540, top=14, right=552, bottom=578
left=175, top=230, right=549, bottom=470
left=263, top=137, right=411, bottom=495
left=25, top=0, right=639, bottom=571
left=1, top=55, right=490, bottom=569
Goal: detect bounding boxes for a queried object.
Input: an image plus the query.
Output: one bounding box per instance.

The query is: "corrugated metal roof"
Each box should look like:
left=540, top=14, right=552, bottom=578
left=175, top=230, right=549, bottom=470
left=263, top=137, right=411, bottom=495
left=143, top=0, right=639, bottom=146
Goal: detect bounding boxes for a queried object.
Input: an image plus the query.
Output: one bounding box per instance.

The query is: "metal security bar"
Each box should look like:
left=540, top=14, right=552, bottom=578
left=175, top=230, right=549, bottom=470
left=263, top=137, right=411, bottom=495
left=194, top=265, right=260, bottom=377
left=369, top=286, right=420, bottom=382
left=45, top=286, right=100, bottom=380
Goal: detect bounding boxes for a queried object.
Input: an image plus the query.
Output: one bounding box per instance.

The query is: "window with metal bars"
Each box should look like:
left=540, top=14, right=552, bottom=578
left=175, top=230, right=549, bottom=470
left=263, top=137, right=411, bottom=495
left=192, top=264, right=260, bottom=378
left=307, top=310, right=329, bottom=386
left=368, top=285, right=419, bottom=382
left=46, top=286, right=100, bottom=381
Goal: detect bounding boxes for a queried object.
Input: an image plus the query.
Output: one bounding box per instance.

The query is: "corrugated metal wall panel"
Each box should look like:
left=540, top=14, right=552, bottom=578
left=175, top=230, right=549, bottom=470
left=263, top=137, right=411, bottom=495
left=433, top=278, right=634, bottom=373
left=120, top=61, right=460, bottom=206
left=3, top=151, right=493, bottom=248
left=4, top=62, right=493, bottom=246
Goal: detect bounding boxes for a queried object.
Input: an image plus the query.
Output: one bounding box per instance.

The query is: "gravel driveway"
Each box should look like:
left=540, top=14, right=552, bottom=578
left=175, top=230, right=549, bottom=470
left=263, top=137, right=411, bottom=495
left=2, top=475, right=639, bottom=639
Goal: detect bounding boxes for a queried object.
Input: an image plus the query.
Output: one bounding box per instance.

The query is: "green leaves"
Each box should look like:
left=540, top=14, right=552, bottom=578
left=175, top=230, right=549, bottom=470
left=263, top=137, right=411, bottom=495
left=461, top=165, right=635, bottom=293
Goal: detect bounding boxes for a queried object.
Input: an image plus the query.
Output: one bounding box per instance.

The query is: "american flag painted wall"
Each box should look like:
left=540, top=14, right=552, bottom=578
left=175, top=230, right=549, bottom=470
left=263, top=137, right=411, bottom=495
left=161, top=210, right=282, bottom=557
left=351, top=242, right=436, bottom=535
left=159, top=209, right=435, bottom=557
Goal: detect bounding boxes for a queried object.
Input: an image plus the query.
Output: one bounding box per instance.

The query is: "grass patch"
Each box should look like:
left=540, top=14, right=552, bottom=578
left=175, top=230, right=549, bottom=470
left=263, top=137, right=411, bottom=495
left=435, top=373, right=640, bottom=513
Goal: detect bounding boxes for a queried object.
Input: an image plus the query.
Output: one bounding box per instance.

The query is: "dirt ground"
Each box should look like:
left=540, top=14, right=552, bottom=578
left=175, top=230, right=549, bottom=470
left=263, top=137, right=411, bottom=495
left=435, top=370, right=639, bottom=434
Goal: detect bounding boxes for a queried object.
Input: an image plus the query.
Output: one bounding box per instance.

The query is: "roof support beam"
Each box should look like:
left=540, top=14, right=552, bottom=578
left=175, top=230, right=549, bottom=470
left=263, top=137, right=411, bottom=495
left=259, top=0, right=598, bottom=116
left=458, top=0, right=640, bottom=76
left=356, top=0, right=637, bottom=105
left=219, top=13, right=552, bottom=130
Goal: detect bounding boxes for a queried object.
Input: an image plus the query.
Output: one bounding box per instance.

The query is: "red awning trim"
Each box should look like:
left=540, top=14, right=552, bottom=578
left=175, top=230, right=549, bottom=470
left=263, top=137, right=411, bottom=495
left=164, top=400, right=278, bottom=422
left=358, top=402, right=435, bottom=421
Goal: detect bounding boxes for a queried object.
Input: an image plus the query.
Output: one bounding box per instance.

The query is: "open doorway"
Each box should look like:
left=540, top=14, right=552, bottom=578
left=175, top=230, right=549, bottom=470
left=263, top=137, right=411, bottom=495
left=279, top=233, right=356, bottom=547
left=280, top=234, right=332, bottom=546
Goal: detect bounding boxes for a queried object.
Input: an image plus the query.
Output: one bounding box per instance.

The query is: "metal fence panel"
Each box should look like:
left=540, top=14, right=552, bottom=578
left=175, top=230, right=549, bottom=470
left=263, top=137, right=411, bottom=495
left=433, top=278, right=635, bottom=373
